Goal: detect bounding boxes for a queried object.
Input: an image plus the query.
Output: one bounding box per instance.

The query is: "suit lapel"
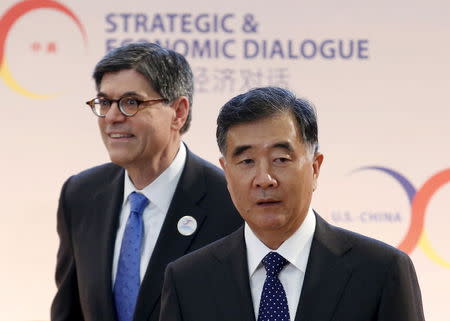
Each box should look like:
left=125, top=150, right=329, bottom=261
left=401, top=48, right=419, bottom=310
left=295, top=214, right=353, bottom=321
left=91, top=166, right=124, bottom=320
left=134, top=150, right=209, bottom=321
left=212, top=227, right=256, bottom=321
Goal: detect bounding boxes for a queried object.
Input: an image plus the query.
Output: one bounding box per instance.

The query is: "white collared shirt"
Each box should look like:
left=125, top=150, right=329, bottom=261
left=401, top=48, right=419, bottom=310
left=245, top=208, right=316, bottom=320
left=112, top=143, right=187, bottom=285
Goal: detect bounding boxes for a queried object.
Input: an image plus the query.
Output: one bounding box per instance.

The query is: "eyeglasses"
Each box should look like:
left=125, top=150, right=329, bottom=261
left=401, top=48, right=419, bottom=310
left=86, top=96, right=167, bottom=117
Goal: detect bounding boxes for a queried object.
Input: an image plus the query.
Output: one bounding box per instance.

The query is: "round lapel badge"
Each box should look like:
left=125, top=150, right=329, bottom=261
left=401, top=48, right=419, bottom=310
left=177, top=215, right=197, bottom=236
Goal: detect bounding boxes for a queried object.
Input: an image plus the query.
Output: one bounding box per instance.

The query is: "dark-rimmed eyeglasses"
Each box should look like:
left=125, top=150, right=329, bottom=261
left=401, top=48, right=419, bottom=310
left=86, top=96, right=167, bottom=117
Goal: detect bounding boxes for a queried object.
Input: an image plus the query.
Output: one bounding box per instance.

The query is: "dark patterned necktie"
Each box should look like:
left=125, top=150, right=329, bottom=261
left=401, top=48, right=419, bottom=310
left=257, top=251, right=290, bottom=321
left=113, top=192, right=149, bottom=321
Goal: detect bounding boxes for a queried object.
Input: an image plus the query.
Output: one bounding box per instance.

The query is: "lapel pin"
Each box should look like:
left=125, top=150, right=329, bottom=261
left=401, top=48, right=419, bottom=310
left=177, top=215, right=197, bottom=236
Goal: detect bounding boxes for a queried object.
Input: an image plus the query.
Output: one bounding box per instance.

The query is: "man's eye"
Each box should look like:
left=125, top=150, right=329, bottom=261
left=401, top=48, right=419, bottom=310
left=98, top=99, right=110, bottom=107
left=124, top=98, right=139, bottom=106
left=239, top=159, right=254, bottom=165
left=274, top=157, right=289, bottom=164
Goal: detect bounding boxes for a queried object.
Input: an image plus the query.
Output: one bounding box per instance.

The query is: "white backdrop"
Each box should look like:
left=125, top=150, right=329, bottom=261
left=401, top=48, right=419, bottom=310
left=1, top=0, right=449, bottom=320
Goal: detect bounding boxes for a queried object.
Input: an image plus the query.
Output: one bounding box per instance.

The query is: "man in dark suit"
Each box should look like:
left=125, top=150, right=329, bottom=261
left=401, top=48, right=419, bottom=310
left=159, top=87, right=425, bottom=321
left=51, top=43, right=242, bottom=321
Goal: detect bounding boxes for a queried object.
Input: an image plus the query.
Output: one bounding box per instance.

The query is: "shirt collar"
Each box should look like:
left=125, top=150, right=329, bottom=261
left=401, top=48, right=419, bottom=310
left=123, top=143, right=187, bottom=213
left=245, top=207, right=316, bottom=277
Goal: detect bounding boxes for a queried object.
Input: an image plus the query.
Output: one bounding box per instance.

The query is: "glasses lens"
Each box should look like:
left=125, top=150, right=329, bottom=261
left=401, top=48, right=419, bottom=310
left=119, top=97, right=139, bottom=116
left=93, top=98, right=111, bottom=116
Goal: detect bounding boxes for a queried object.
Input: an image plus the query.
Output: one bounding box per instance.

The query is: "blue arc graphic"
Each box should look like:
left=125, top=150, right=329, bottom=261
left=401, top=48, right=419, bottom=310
left=351, top=166, right=416, bottom=204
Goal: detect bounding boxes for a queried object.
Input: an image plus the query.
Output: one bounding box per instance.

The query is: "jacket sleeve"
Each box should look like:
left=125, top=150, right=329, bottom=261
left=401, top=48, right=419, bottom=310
left=377, top=252, right=425, bottom=321
left=50, top=177, right=84, bottom=321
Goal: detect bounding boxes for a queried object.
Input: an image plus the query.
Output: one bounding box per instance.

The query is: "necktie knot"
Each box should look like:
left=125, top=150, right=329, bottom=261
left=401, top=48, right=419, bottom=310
left=129, top=192, right=149, bottom=214
left=262, top=251, right=288, bottom=277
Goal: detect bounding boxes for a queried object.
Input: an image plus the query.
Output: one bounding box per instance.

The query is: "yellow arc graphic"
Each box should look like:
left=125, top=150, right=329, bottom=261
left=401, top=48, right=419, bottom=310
left=419, top=231, right=450, bottom=269
left=0, top=59, right=54, bottom=99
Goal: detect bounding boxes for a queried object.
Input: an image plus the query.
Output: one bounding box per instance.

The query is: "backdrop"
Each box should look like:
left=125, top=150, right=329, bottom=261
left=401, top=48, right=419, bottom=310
left=1, top=0, right=449, bottom=320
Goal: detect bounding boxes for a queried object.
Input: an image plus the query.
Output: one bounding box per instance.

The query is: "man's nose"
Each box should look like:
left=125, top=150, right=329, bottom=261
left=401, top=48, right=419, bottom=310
left=253, top=164, right=278, bottom=189
left=104, top=102, right=126, bottom=123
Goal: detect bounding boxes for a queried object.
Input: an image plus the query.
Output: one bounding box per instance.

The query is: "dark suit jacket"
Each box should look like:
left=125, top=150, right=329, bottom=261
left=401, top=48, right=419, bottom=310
left=160, top=214, right=425, bottom=321
left=51, top=149, right=243, bottom=321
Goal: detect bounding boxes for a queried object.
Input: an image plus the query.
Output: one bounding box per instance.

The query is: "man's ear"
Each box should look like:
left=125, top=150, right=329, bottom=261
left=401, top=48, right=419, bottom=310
left=312, top=152, right=324, bottom=191
left=171, top=97, right=189, bottom=131
left=219, top=157, right=226, bottom=172
left=219, top=157, right=231, bottom=189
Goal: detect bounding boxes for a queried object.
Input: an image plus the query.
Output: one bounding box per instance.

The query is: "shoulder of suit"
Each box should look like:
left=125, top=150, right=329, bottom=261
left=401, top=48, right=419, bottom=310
left=186, top=149, right=226, bottom=182
left=63, top=162, right=122, bottom=190
left=168, top=228, right=239, bottom=270
left=319, top=215, right=410, bottom=263
left=183, top=150, right=232, bottom=202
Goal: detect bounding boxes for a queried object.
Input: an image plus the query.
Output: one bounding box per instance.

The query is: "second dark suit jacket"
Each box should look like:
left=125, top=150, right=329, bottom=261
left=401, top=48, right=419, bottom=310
left=160, top=214, right=425, bottom=321
left=51, top=149, right=243, bottom=321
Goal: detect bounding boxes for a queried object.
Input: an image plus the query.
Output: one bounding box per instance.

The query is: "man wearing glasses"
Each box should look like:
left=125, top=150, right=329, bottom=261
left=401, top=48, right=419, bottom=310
left=51, top=43, right=242, bottom=321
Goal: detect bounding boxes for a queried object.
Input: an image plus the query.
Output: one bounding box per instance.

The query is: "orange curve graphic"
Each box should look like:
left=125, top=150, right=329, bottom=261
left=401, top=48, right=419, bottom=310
left=0, top=0, right=87, bottom=98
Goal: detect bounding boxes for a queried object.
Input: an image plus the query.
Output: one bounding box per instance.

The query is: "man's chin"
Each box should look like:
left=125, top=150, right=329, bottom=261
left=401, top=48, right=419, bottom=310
left=250, top=214, right=287, bottom=231
left=108, top=152, right=134, bottom=168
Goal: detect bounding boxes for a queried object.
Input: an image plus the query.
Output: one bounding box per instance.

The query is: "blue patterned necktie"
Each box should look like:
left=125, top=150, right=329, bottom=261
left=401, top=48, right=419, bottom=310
left=114, top=192, right=149, bottom=321
left=257, top=251, right=290, bottom=321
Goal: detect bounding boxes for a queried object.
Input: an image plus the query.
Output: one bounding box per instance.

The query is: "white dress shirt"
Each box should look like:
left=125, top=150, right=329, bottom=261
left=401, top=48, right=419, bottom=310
left=112, top=143, right=187, bottom=285
left=245, top=208, right=316, bottom=320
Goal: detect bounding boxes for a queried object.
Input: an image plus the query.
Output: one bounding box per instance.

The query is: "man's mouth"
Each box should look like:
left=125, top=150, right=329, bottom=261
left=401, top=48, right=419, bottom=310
left=256, top=199, right=281, bottom=206
left=109, top=133, right=134, bottom=138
